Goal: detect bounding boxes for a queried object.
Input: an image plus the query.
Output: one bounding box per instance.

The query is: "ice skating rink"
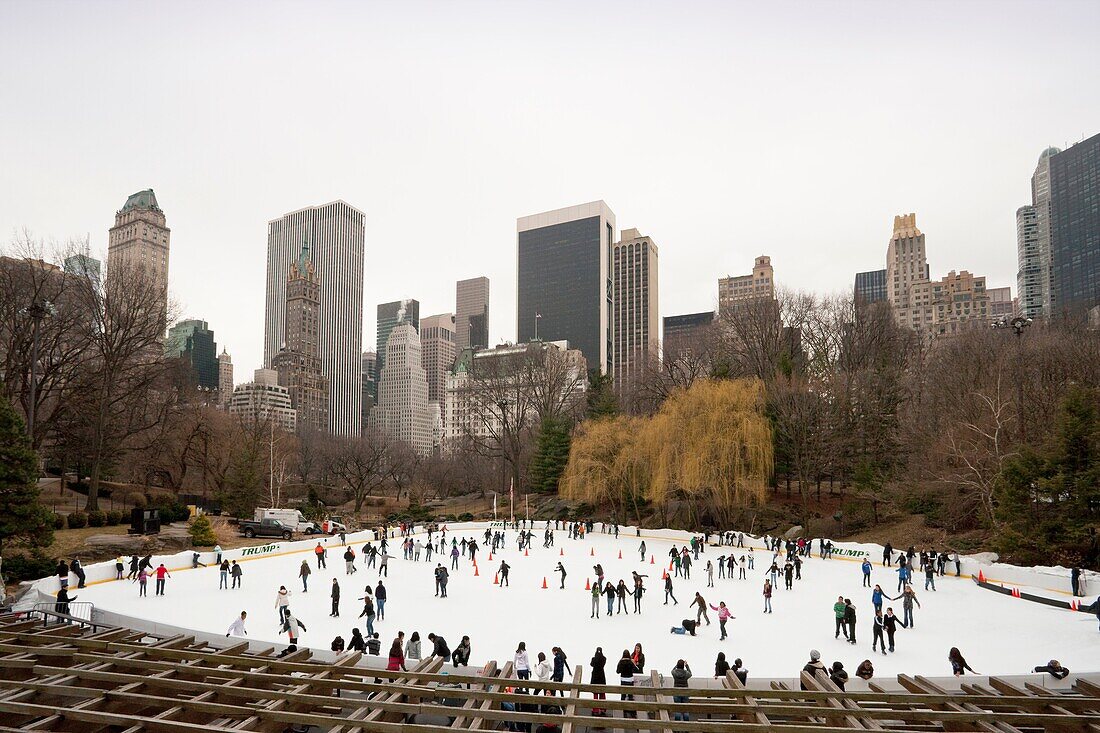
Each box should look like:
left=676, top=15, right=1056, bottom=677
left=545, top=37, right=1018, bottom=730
left=75, top=524, right=1100, bottom=678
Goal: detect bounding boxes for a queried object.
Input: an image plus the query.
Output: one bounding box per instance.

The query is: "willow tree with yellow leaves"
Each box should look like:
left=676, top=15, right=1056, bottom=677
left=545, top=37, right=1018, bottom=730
left=561, top=378, right=773, bottom=526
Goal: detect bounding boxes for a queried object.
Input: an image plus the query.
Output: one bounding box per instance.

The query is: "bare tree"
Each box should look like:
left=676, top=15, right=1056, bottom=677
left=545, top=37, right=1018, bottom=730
left=327, top=428, right=397, bottom=513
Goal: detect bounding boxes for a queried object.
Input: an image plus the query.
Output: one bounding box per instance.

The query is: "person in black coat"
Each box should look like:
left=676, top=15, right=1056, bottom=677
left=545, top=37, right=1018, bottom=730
left=714, top=652, right=731, bottom=678
left=428, top=633, right=450, bottom=659
left=590, top=648, right=608, bottom=715
left=843, top=599, right=857, bottom=644
left=1033, top=660, right=1069, bottom=679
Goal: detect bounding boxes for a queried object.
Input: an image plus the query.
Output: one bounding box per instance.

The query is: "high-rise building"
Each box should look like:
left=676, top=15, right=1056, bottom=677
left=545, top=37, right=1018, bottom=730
left=108, top=189, right=170, bottom=324
left=361, top=350, right=377, bottom=428
left=517, top=201, right=616, bottom=374
left=218, top=349, right=234, bottom=407
left=662, top=311, right=715, bottom=359
left=264, top=201, right=365, bottom=436
left=1049, top=132, right=1100, bottom=315
left=371, top=324, right=433, bottom=455
left=228, top=368, right=297, bottom=432
left=886, top=213, right=931, bottom=330
left=376, top=299, right=420, bottom=402
left=166, top=319, right=219, bottom=391
left=1016, top=205, right=1042, bottom=318
left=718, top=255, right=774, bottom=315
left=854, top=269, right=887, bottom=306
left=271, top=244, right=329, bottom=433
left=63, top=253, right=101, bottom=289
left=456, top=276, right=490, bottom=351
left=420, top=313, right=456, bottom=423
left=611, top=228, right=659, bottom=387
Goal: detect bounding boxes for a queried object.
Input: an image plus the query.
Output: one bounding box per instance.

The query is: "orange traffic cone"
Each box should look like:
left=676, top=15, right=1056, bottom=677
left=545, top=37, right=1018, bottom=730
left=560, top=548, right=564, bottom=557
left=669, top=560, right=674, bottom=571
left=590, top=547, right=595, bottom=557
left=524, top=549, right=529, bottom=557
left=650, top=555, right=655, bottom=564
left=493, top=572, right=499, bottom=585
left=585, top=578, right=591, bottom=590
left=618, top=550, right=622, bottom=560
left=977, top=570, right=985, bottom=583
left=541, top=576, right=548, bottom=589
left=489, top=552, right=493, bottom=561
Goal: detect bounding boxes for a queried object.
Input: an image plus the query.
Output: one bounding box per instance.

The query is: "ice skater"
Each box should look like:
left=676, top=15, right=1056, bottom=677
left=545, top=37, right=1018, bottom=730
left=154, top=563, right=170, bottom=596
left=275, top=585, right=291, bottom=623
left=499, top=560, right=510, bottom=587
left=299, top=560, right=311, bottom=592
left=862, top=558, right=873, bottom=587
left=554, top=561, right=567, bottom=589
left=693, top=592, right=711, bottom=625
left=226, top=611, right=248, bottom=637
left=330, top=578, right=340, bottom=617
left=762, top=579, right=773, bottom=613
left=278, top=608, right=307, bottom=657
left=231, top=560, right=242, bottom=588
left=709, top=601, right=733, bottom=640
left=664, top=574, right=678, bottom=605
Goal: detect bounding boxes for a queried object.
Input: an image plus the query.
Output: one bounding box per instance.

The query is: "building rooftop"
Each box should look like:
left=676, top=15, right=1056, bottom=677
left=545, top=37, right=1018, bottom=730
left=120, top=189, right=161, bottom=213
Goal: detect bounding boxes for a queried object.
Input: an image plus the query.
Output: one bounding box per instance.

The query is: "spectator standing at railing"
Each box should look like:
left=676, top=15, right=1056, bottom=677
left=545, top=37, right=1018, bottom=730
left=71, top=558, right=86, bottom=588
left=55, top=560, right=69, bottom=590
left=55, top=587, right=76, bottom=617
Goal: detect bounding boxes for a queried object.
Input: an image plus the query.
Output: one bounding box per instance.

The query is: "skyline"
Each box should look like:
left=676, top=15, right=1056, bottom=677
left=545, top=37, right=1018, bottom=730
left=3, top=2, right=1100, bottom=373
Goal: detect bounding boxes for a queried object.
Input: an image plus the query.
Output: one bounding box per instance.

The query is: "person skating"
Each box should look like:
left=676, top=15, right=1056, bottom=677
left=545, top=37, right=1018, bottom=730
left=872, top=609, right=887, bottom=655
left=437, top=564, right=449, bottom=597
left=715, top=651, right=731, bottom=677
left=452, top=635, right=472, bottom=667
left=616, top=580, right=629, bottom=614
left=671, top=618, right=698, bottom=635
left=71, top=558, right=86, bottom=588
left=375, top=580, right=386, bottom=619
left=638, top=540, right=646, bottom=561
left=693, top=592, right=711, bottom=625
left=706, top=560, right=714, bottom=587
left=783, top=561, right=794, bottom=590
left=664, top=574, right=678, bottom=605
left=231, top=560, right=242, bottom=588
left=833, top=595, right=848, bottom=639
left=344, top=548, right=357, bottom=575
left=762, top=579, right=773, bottom=613
left=357, top=590, right=376, bottom=635
left=871, top=584, right=885, bottom=614
left=315, top=542, right=327, bottom=569
left=278, top=608, right=307, bottom=657
left=554, top=562, right=567, bottom=589
left=154, top=563, right=171, bottom=596
left=924, top=561, right=937, bottom=591
left=299, top=560, right=311, bottom=592
left=135, top=567, right=149, bottom=596
left=590, top=581, right=601, bottom=618
left=844, top=598, right=857, bottom=644
left=127, top=554, right=140, bottom=580
left=114, top=556, right=124, bottom=580
left=800, top=650, right=827, bottom=690
left=862, top=558, right=873, bottom=587
left=219, top=559, right=230, bottom=589
left=883, top=607, right=901, bottom=651
left=272, top=584, right=295, bottom=624
left=949, top=647, right=977, bottom=676
left=330, top=578, right=341, bottom=617
left=883, top=542, right=893, bottom=567
left=226, top=611, right=248, bottom=637
left=632, top=576, right=645, bottom=613
left=893, top=585, right=921, bottom=628
left=710, top=601, right=733, bottom=640
left=55, top=560, right=70, bottom=590
left=499, top=560, right=510, bottom=587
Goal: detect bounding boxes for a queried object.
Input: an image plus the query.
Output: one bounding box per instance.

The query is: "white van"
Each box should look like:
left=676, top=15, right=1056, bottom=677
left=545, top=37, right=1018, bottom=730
left=253, top=508, right=319, bottom=534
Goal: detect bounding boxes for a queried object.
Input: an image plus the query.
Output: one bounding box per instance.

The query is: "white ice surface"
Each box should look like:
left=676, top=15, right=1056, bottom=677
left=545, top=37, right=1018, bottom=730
left=74, top=525, right=1100, bottom=678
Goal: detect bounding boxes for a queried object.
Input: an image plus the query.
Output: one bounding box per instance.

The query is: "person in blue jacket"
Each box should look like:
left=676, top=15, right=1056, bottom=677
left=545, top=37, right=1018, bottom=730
left=861, top=558, right=873, bottom=588
left=871, top=584, right=885, bottom=614
left=896, top=563, right=911, bottom=593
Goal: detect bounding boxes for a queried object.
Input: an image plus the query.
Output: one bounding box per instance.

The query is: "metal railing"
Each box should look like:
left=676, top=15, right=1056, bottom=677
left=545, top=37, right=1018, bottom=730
left=29, top=601, right=96, bottom=629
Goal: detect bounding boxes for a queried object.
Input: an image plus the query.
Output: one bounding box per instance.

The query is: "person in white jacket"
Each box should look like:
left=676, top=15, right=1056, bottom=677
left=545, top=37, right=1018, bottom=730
left=514, top=641, right=531, bottom=680
left=275, top=586, right=292, bottom=623
left=226, top=611, right=248, bottom=637
left=534, top=651, right=551, bottom=694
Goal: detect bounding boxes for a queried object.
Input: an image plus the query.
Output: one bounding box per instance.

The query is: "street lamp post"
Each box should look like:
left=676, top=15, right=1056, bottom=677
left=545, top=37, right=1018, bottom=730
left=992, top=315, right=1033, bottom=441
left=497, top=399, right=508, bottom=503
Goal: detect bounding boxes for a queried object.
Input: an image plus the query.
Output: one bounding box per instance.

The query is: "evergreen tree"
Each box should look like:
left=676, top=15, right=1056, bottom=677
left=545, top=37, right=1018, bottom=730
left=188, top=513, right=217, bottom=547
left=585, top=372, right=619, bottom=419
left=528, top=416, right=572, bottom=493
left=0, top=395, right=54, bottom=553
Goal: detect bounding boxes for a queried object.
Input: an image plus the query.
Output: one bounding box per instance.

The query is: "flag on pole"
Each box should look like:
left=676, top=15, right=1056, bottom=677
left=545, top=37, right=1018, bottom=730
left=493, top=493, right=497, bottom=520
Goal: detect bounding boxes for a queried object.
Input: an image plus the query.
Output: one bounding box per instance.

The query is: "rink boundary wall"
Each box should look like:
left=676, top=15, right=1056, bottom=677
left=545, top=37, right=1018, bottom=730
left=19, top=521, right=1097, bottom=610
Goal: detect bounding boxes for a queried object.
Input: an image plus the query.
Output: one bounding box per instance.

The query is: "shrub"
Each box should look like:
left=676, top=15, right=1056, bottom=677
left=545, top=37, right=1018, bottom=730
left=50, top=512, right=65, bottom=530
left=188, top=514, right=217, bottom=547
left=126, top=491, right=147, bottom=508
left=87, top=510, right=107, bottom=528
left=458, top=512, right=474, bottom=522
left=65, top=511, right=87, bottom=529
left=106, top=510, right=123, bottom=526
left=1, top=553, right=58, bottom=583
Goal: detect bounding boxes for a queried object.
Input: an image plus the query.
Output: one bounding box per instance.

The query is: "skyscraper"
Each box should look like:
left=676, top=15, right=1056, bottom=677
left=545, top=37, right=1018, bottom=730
left=229, top=369, right=297, bottom=432
left=218, top=349, right=234, bottom=407
left=420, top=313, right=456, bottom=422
left=264, top=201, right=365, bottom=436
left=885, top=213, right=930, bottom=328
left=361, top=350, right=377, bottom=427
left=611, top=228, right=659, bottom=388
left=108, top=189, right=170, bottom=323
left=371, top=324, right=433, bottom=455
left=662, top=311, right=715, bottom=360
left=1016, top=205, right=1042, bottom=318
left=718, top=255, right=774, bottom=315
left=1049, top=132, right=1100, bottom=315
left=271, top=244, right=329, bottom=433
left=166, top=319, right=219, bottom=391
left=456, top=276, right=490, bottom=351
left=376, top=299, right=420, bottom=402
left=517, top=201, right=615, bottom=374
left=854, top=269, right=887, bottom=306
left=63, top=253, right=101, bottom=289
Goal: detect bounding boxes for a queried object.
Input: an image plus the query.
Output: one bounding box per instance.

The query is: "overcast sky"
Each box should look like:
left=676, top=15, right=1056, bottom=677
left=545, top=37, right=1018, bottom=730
left=2, top=1, right=1098, bottom=375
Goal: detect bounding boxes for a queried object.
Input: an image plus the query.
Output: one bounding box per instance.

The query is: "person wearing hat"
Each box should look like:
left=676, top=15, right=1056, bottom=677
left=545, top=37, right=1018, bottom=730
left=800, top=649, right=826, bottom=690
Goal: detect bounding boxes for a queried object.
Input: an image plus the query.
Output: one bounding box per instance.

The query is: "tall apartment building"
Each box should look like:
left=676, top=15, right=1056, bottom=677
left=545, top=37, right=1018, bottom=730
left=218, top=349, right=234, bottom=407
left=229, top=368, right=297, bottom=432
left=166, top=319, right=219, bottom=391
left=854, top=269, right=887, bottom=306
left=517, top=201, right=615, bottom=374
left=63, top=253, right=101, bottom=289
left=718, top=256, right=774, bottom=315
left=1049, top=132, right=1100, bottom=315
left=271, top=245, right=329, bottom=433
left=420, top=313, right=456, bottom=423
left=264, top=201, right=365, bottom=436
left=662, top=312, right=715, bottom=359
left=108, top=189, right=170, bottom=325
left=371, top=324, right=433, bottom=455
left=1016, top=147, right=1059, bottom=318
left=376, top=299, right=420, bottom=402
left=445, top=340, right=587, bottom=450
left=988, top=286, right=1016, bottom=319
left=886, top=213, right=930, bottom=319
left=456, top=276, right=490, bottom=351
left=361, top=350, right=377, bottom=428
left=611, top=228, right=659, bottom=387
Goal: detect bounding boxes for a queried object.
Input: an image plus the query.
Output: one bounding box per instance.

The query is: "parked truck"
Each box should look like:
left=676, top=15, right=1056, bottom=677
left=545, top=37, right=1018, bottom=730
left=253, top=508, right=347, bottom=535
left=238, top=517, right=294, bottom=540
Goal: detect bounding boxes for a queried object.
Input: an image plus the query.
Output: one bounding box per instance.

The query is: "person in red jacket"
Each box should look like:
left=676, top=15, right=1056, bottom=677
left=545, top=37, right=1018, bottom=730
left=387, top=632, right=407, bottom=671
left=154, top=564, right=171, bottom=596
